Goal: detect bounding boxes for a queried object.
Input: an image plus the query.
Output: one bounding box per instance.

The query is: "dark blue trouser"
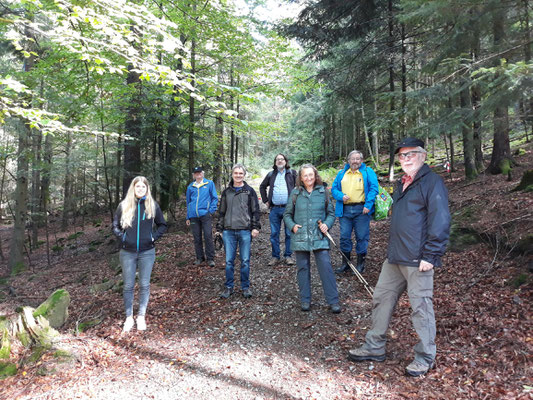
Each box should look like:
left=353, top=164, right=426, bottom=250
left=190, top=214, right=215, bottom=261
left=269, top=206, right=292, bottom=259
left=295, top=250, right=339, bottom=305
left=339, top=204, right=371, bottom=255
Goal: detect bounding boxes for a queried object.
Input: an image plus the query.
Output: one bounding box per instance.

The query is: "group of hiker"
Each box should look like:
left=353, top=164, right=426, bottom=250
left=111, top=137, right=451, bottom=377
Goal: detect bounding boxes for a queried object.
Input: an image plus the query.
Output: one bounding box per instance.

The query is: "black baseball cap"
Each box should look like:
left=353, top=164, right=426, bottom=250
left=395, top=137, right=425, bottom=154
left=192, top=166, right=203, bottom=173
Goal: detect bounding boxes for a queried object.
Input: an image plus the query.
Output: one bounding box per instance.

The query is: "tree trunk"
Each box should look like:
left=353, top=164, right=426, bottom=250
left=61, top=133, right=72, bottom=231
left=30, top=125, right=42, bottom=249
left=188, top=37, right=196, bottom=177
left=460, top=85, right=477, bottom=180
left=470, top=15, right=484, bottom=172
left=123, top=62, right=142, bottom=195
left=400, top=23, right=407, bottom=140
left=115, top=134, right=122, bottom=207
left=9, top=26, right=35, bottom=273
left=387, top=0, right=396, bottom=181
left=9, top=121, right=31, bottom=273
left=41, top=131, right=52, bottom=268
left=487, top=6, right=512, bottom=175
left=229, top=66, right=235, bottom=166
left=213, top=65, right=224, bottom=191
left=448, top=131, right=455, bottom=173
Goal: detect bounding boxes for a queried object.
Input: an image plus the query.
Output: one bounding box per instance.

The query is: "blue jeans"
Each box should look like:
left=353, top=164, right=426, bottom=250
left=339, top=204, right=371, bottom=255
left=269, top=206, right=292, bottom=259
left=223, top=230, right=252, bottom=290
left=295, top=250, right=339, bottom=305
left=120, top=248, right=156, bottom=317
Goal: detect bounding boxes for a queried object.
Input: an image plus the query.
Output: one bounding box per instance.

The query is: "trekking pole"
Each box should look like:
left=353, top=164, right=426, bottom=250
left=317, top=220, right=374, bottom=298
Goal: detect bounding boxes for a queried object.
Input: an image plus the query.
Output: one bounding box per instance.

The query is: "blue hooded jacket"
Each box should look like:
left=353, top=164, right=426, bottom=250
left=331, top=162, right=379, bottom=218
left=186, top=179, right=218, bottom=219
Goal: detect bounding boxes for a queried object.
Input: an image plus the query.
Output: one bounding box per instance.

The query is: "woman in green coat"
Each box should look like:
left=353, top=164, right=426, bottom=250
left=283, top=164, right=341, bottom=313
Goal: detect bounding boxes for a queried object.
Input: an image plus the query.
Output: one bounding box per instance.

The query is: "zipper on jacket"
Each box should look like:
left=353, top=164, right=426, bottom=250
left=137, top=201, right=141, bottom=252
left=195, top=186, right=200, bottom=217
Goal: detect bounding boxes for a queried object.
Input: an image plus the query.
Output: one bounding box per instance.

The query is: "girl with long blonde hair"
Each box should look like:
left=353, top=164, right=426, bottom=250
left=112, top=176, right=167, bottom=332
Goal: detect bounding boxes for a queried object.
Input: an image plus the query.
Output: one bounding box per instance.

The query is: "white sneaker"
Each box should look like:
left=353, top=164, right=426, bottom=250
left=123, top=316, right=134, bottom=332
left=136, top=315, right=147, bottom=331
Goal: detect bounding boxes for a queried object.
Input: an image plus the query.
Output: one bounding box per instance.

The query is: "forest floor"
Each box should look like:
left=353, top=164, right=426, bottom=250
left=0, top=148, right=532, bottom=400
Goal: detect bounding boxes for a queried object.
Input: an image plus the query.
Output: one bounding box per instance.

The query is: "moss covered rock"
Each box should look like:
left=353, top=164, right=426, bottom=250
left=448, top=224, right=481, bottom=252
left=21, top=307, right=59, bottom=348
left=512, top=169, right=533, bottom=192
left=90, top=280, right=115, bottom=294
left=33, top=289, right=70, bottom=329
left=0, top=329, right=10, bottom=359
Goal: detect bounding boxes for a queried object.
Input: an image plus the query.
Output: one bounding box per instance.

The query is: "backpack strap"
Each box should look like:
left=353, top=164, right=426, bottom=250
left=292, top=187, right=329, bottom=213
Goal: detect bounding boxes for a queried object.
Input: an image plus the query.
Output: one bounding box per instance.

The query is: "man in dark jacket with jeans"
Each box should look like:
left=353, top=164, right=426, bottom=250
left=260, top=154, right=297, bottom=266
left=217, top=164, right=261, bottom=299
left=348, top=137, right=451, bottom=377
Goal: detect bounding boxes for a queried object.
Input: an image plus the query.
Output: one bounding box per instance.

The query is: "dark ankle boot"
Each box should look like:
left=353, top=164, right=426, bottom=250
left=335, top=252, right=351, bottom=274
left=356, top=253, right=366, bottom=273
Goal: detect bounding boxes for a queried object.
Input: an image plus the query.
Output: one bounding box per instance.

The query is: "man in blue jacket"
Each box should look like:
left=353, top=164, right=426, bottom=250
left=186, top=167, right=219, bottom=267
left=348, top=137, right=451, bottom=377
left=331, top=150, right=379, bottom=274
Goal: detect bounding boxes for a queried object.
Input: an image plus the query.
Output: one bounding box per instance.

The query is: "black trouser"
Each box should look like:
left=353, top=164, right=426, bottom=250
left=190, top=214, right=215, bottom=261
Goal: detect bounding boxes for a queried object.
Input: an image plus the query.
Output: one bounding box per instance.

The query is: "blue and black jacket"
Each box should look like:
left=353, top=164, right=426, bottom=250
left=112, top=198, right=167, bottom=252
left=186, top=179, right=218, bottom=220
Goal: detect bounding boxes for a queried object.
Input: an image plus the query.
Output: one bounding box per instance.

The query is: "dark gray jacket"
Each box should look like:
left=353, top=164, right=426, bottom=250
left=216, top=181, right=261, bottom=231
left=387, top=164, right=451, bottom=267
left=259, top=168, right=297, bottom=207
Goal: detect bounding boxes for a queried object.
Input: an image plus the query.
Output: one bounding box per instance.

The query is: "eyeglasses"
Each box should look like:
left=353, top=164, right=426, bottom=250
left=398, top=151, right=422, bottom=160
left=275, top=158, right=286, bottom=162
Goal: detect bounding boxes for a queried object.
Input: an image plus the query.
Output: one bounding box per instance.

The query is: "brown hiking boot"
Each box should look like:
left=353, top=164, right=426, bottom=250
left=268, top=257, right=280, bottom=266
left=405, top=359, right=435, bottom=377
left=347, top=347, right=386, bottom=362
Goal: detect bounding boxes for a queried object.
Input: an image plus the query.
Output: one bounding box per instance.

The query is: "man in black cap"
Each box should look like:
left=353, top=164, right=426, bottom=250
left=347, top=137, right=451, bottom=377
left=186, top=167, right=219, bottom=267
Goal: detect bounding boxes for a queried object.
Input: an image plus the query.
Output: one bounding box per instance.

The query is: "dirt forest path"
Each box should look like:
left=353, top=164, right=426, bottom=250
left=1, top=153, right=532, bottom=399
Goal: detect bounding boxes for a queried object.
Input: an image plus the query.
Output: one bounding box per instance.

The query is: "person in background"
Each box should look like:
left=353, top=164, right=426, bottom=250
left=113, top=176, right=167, bottom=332
left=283, top=164, right=341, bottom=314
left=347, top=137, right=451, bottom=377
left=331, top=150, right=379, bottom=274
left=216, top=164, right=261, bottom=299
left=259, top=154, right=298, bottom=266
left=186, top=166, right=218, bottom=267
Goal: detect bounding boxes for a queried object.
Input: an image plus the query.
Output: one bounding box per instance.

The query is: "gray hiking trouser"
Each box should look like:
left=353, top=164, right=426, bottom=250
left=363, top=259, right=436, bottom=366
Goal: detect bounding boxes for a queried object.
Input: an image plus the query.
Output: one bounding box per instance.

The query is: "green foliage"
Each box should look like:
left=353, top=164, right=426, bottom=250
left=510, top=273, right=528, bottom=289
left=155, top=254, right=167, bottom=263
left=67, top=232, right=84, bottom=241
left=0, top=362, right=17, bottom=378
left=318, top=167, right=340, bottom=186
left=0, top=329, right=10, bottom=359
left=76, top=319, right=101, bottom=333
